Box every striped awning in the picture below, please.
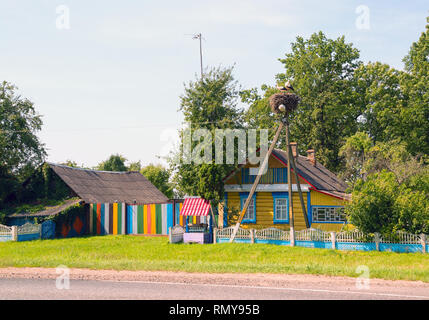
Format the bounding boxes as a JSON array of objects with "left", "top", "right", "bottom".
[{"left": 180, "top": 198, "right": 211, "bottom": 216}]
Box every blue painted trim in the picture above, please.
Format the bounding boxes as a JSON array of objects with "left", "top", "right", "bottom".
[
  {"left": 223, "top": 193, "right": 228, "bottom": 227},
  {"left": 272, "top": 192, "right": 289, "bottom": 224},
  {"left": 167, "top": 203, "right": 173, "bottom": 233},
  {"left": 126, "top": 205, "right": 133, "bottom": 234},
  {"left": 307, "top": 192, "right": 312, "bottom": 225},
  {"left": 100, "top": 204, "right": 105, "bottom": 235},
  {"left": 240, "top": 192, "right": 256, "bottom": 224}
]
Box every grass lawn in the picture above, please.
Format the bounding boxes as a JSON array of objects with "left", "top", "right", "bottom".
[{"left": 0, "top": 235, "right": 428, "bottom": 282}]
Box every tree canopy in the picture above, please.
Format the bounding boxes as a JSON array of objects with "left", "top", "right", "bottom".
[
  {"left": 169, "top": 66, "right": 244, "bottom": 204},
  {"left": 96, "top": 154, "right": 128, "bottom": 172},
  {"left": 140, "top": 164, "right": 173, "bottom": 199},
  {"left": 0, "top": 81, "right": 46, "bottom": 207}
]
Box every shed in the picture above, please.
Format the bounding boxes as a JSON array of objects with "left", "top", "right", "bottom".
[{"left": 6, "top": 163, "right": 177, "bottom": 238}]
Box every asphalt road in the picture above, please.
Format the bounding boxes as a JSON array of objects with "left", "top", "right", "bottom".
[{"left": 1, "top": 278, "right": 428, "bottom": 300}]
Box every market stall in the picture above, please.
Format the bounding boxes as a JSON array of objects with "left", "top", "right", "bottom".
[{"left": 180, "top": 197, "right": 214, "bottom": 244}]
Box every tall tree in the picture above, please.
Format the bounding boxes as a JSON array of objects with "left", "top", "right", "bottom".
[
  {"left": 169, "top": 66, "right": 243, "bottom": 204},
  {"left": 140, "top": 164, "right": 173, "bottom": 199},
  {"left": 0, "top": 81, "right": 46, "bottom": 206},
  {"left": 400, "top": 16, "right": 429, "bottom": 156}
]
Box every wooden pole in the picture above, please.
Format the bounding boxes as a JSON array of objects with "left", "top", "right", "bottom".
[
  {"left": 285, "top": 121, "right": 295, "bottom": 235},
  {"left": 229, "top": 122, "right": 284, "bottom": 242},
  {"left": 288, "top": 129, "right": 310, "bottom": 228}
]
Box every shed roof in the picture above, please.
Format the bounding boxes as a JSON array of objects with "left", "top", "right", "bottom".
[
  {"left": 47, "top": 163, "right": 169, "bottom": 204},
  {"left": 8, "top": 198, "right": 83, "bottom": 218}
]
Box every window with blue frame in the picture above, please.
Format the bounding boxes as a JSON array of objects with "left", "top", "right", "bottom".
[
  {"left": 240, "top": 193, "right": 256, "bottom": 223},
  {"left": 272, "top": 193, "right": 289, "bottom": 223}
]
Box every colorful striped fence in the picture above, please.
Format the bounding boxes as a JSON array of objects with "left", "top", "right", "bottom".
[{"left": 89, "top": 203, "right": 179, "bottom": 236}]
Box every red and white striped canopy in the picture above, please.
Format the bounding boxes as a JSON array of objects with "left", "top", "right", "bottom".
[{"left": 180, "top": 197, "right": 211, "bottom": 216}]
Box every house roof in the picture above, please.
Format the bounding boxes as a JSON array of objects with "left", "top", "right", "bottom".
[
  {"left": 8, "top": 198, "right": 83, "bottom": 218},
  {"left": 47, "top": 163, "right": 169, "bottom": 204},
  {"left": 271, "top": 149, "right": 348, "bottom": 193}
]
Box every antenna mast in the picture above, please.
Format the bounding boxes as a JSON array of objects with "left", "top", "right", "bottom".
[{"left": 192, "top": 33, "right": 203, "bottom": 78}]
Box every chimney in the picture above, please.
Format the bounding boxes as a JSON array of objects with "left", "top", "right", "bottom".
[
  {"left": 290, "top": 142, "right": 298, "bottom": 159},
  {"left": 307, "top": 149, "right": 316, "bottom": 166}
]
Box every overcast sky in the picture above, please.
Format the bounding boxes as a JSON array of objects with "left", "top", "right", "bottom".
[{"left": 1, "top": 1, "right": 427, "bottom": 168}]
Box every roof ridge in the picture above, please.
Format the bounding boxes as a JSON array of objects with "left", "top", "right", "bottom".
[{"left": 47, "top": 162, "right": 141, "bottom": 175}]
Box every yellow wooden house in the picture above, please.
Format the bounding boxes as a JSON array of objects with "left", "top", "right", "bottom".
[{"left": 219, "top": 144, "right": 351, "bottom": 231}]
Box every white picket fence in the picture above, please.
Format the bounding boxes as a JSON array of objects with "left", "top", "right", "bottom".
[
  {"left": 214, "top": 226, "right": 428, "bottom": 253},
  {"left": 0, "top": 223, "right": 41, "bottom": 242},
  {"left": 336, "top": 230, "right": 373, "bottom": 243},
  {"left": 255, "top": 227, "right": 290, "bottom": 241},
  {"left": 0, "top": 224, "right": 12, "bottom": 242},
  {"left": 295, "top": 228, "right": 331, "bottom": 242}
]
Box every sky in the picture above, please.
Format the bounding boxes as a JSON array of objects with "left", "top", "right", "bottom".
[{"left": 1, "top": 1, "right": 428, "bottom": 168}]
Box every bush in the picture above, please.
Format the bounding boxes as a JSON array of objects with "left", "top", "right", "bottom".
[{"left": 347, "top": 170, "right": 429, "bottom": 235}]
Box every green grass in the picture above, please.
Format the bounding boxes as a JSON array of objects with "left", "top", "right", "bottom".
[{"left": 0, "top": 235, "right": 428, "bottom": 282}]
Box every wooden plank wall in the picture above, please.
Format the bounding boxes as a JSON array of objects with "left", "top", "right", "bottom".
[
  {"left": 224, "top": 192, "right": 309, "bottom": 231},
  {"left": 89, "top": 203, "right": 174, "bottom": 236}
]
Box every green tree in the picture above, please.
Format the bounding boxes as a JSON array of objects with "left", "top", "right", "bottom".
[
  {"left": 352, "top": 62, "right": 403, "bottom": 143},
  {"left": 96, "top": 154, "right": 127, "bottom": 172},
  {"left": 140, "top": 164, "right": 173, "bottom": 199},
  {"left": 339, "top": 132, "right": 373, "bottom": 185},
  {"left": 243, "top": 32, "right": 362, "bottom": 171},
  {"left": 169, "top": 66, "right": 243, "bottom": 204},
  {"left": 128, "top": 161, "right": 142, "bottom": 172},
  {"left": 0, "top": 81, "right": 46, "bottom": 206},
  {"left": 400, "top": 16, "right": 429, "bottom": 156}
]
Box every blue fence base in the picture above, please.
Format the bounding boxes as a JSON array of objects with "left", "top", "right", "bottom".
[
  {"left": 336, "top": 242, "right": 376, "bottom": 251},
  {"left": 217, "top": 238, "right": 427, "bottom": 254},
  {"left": 17, "top": 233, "right": 40, "bottom": 242},
  {"left": 379, "top": 243, "right": 422, "bottom": 253}
]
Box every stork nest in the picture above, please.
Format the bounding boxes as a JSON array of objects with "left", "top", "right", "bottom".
[{"left": 269, "top": 93, "right": 300, "bottom": 114}]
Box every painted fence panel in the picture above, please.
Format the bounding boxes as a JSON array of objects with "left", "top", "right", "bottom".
[
  {"left": 90, "top": 203, "right": 174, "bottom": 236},
  {"left": 17, "top": 223, "right": 41, "bottom": 242}
]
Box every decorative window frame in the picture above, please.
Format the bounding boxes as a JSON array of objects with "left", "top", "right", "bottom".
[
  {"left": 311, "top": 205, "right": 347, "bottom": 224},
  {"left": 239, "top": 192, "right": 256, "bottom": 224},
  {"left": 272, "top": 192, "right": 289, "bottom": 224}
]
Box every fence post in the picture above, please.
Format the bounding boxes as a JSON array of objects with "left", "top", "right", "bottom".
[
  {"left": 331, "top": 231, "right": 336, "bottom": 250},
  {"left": 250, "top": 229, "right": 254, "bottom": 244},
  {"left": 421, "top": 234, "right": 426, "bottom": 254},
  {"left": 374, "top": 233, "right": 380, "bottom": 251},
  {"left": 168, "top": 227, "right": 172, "bottom": 243},
  {"left": 39, "top": 224, "right": 42, "bottom": 239},
  {"left": 290, "top": 227, "right": 295, "bottom": 247},
  {"left": 213, "top": 228, "right": 217, "bottom": 244},
  {"left": 11, "top": 226, "right": 18, "bottom": 241}
]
